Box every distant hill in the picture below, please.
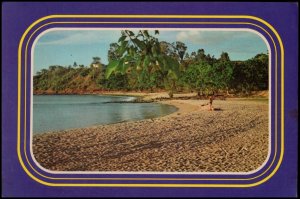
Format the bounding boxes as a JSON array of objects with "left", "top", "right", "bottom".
[
  {"left": 33, "top": 53, "right": 268, "bottom": 95},
  {"left": 33, "top": 65, "right": 105, "bottom": 94}
]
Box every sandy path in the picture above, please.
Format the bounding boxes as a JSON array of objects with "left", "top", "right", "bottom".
[{"left": 32, "top": 99, "right": 269, "bottom": 173}]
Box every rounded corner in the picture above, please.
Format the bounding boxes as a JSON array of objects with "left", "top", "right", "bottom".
[{"left": 18, "top": 14, "right": 284, "bottom": 188}]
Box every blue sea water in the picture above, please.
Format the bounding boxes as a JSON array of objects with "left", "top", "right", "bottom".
[{"left": 33, "top": 95, "right": 177, "bottom": 134}]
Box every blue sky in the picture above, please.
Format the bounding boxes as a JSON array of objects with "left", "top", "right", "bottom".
[{"left": 33, "top": 29, "right": 268, "bottom": 74}]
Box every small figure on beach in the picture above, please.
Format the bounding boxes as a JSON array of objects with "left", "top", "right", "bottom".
[{"left": 209, "top": 94, "right": 215, "bottom": 111}]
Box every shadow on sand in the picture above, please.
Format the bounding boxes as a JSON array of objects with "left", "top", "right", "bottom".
[{"left": 213, "top": 108, "right": 222, "bottom": 111}]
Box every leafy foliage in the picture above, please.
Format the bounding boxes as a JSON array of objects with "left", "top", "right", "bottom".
[
  {"left": 105, "top": 30, "right": 180, "bottom": 81},
  {"left": 34, "top": 30, "right": 269, "bottom": 96}
]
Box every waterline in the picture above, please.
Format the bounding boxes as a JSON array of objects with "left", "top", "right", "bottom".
[{"left": 33, "top": 95, "right": 177, "bottom": 134}]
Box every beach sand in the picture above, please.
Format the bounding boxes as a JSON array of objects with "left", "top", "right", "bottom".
[{"left": 32, "top": 95, "right": 269, "bottom": 173}]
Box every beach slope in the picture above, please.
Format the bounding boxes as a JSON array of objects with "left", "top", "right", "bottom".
[{"left": 33, "top": 99, "right": 269, "bottom": 172}]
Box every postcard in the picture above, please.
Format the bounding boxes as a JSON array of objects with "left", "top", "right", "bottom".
[{"left": 2, "top": 2, "right": 298, "bottom": 197}]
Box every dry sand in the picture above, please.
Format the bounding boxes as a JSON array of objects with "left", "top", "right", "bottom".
[{"left": 33, "top": 95, "right": 269, "bottom": 173}]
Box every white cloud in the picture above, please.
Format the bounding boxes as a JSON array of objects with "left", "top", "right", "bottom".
[
  {"left": 176, "top": 30, "right": 251, "bottom": 44},
  {"left": 37, "top": 30, "right": 121, "bottom": 46}
]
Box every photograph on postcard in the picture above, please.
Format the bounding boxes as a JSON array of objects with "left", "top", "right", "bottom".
[{"left": 31, "top": 28, "right": 270, "bottom": 174}]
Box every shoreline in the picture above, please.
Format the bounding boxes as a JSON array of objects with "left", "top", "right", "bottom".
[
  {"left": 33, "top": 99, "right": 196, "bottom": 135},
  {"left": 33, "top": 96, "right": 269, "bottom": 172},
  {"left": 33, "top": 90, "right": 269, "bottom": 99},
  {"left": 33, "top": 91, "right": 269, "bottom": 106}
]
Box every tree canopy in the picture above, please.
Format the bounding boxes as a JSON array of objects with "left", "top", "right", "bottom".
[{"left": 34, "top": 30, "right": 269, "bottom": 95}]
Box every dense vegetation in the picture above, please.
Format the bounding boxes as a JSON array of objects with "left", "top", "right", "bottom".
[{"left": 34, "top": 30, "right": 268, "bottom": 96}]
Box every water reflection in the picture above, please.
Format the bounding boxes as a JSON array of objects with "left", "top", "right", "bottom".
[{"left": 33, "top": 95, "right": 177, "bottom": 134}]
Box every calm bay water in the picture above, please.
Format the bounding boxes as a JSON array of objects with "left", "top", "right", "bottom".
[{"left": 33, "top": 95, "right": 177, "bottom": 134}]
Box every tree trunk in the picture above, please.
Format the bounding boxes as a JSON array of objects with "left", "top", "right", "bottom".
[{"left": 197, "top": 91, "right": 201, "bottom": 97}]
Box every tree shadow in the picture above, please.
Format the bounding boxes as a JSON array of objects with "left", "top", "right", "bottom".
[{"left": 213, "top": 108, "right": 222, "bottom": 111}]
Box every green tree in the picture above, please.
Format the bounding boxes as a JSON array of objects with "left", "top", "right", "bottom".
[
  {"left": 197, "top": 49, "right": 206, "bottom": 62},
  {"left": 230, "top": 53, "right": 268, "bottom": 93},
  {"left": 73, "top": 62, "right": 78, "bottom": 67},
  {"left": 105, "top": 30, "right": 180, "bottom": 97},
  {"left": 101, "top": 73, "right": 129, "bottom": 90},
  {"left": 191, "top": 51, "right": 197, "bottom": 59},
  {"left": 49, "top": 65, "right": 57, "bottom": 71},
  {"left": 108, "top": 43, "right": 121, "bottom": 62},
  {"left": 160, "top": 41, "right": 178, "bottom": 60},
  {"left": 219, "top": 52, "right": 230, "bottom": 62},
  {"left": 173, "top": 41, "right": 187, "bottom": 62},
  {"left": 181, "top": 62, "right": 214, "bottom": 96},
  {"left": 92, "top": 57, "right": 101, "bottom": 63},
  {"left": 212, "top": 61, "right": 233, "bottom": 93}
]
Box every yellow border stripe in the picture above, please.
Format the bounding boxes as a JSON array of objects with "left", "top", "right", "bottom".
[
  {"left": 18, "top": 15, "right": 284, "bottom": 187},
  {"left": 24, "top": 21, "right": 276, "bottom": 182}
]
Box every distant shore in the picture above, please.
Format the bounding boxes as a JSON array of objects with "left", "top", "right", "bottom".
[
  {"left": 33, "top": 90, "right": 268, "bottom": 101},
  {"left": 32, "top": 92, "right": 269, "bottom": 172}
]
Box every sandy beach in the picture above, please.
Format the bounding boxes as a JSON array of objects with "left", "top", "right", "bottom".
[{"left": 32, "top": 93, "right": 269, "bottom": 172}]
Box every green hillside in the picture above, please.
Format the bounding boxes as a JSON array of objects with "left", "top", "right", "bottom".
[{"left": 34, "top": 30, "right": 268, "bottom": 96}]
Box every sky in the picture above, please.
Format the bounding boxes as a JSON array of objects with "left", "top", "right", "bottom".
[{"left": 33, "top": 29, "right": 268, "bottom": 74}]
